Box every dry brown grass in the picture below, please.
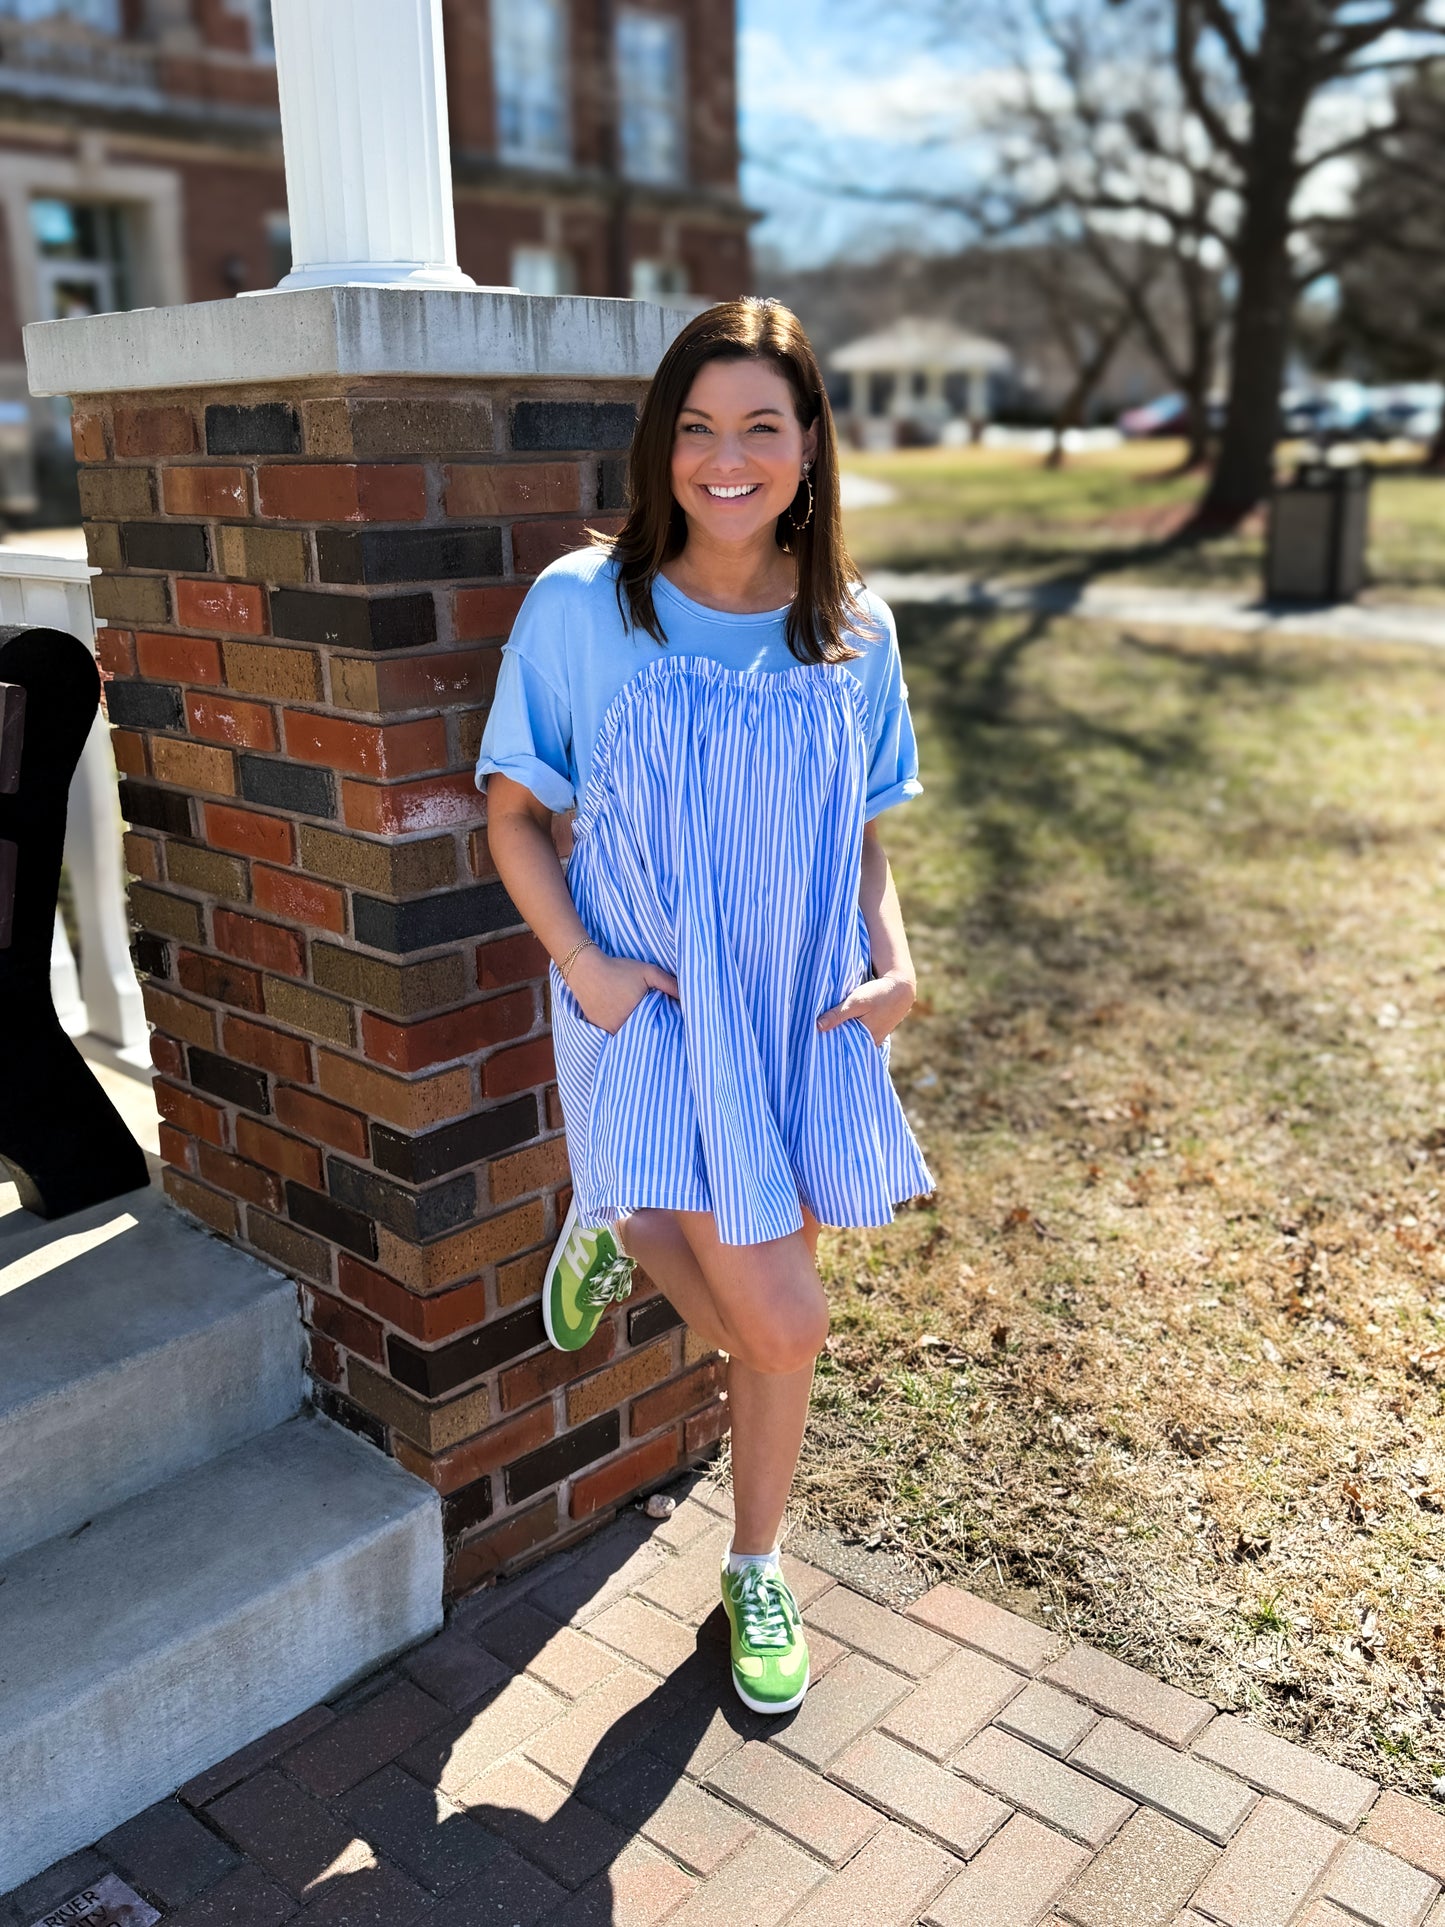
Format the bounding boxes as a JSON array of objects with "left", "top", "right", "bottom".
[{"left": 720, "top": 605, "right": 1445, "bottom": 1796}]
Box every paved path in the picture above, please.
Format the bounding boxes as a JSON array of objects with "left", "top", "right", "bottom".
[
  {"left": 865, "top": 570, "right": 1445, "bottom": 651},
  {"left": 9, "top": 1466, "right": 1445, "bottom": 1927}
]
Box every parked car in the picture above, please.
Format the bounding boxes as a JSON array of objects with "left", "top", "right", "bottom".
[
  {"left": 1118, "top": 392, "right": 1225, "bottom": 439},
  {"left": 1280, "top": 381, "right": 1443, "bottom": 447}
]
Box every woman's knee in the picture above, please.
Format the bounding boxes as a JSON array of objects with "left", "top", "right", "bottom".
[{"left": 727, "top": 1281, "right": 829, "bottom": 1374}]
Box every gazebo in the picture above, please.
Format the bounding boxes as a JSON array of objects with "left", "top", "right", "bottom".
[{"left": 828, "top": 316, "right": 1012, "bottom": 447}]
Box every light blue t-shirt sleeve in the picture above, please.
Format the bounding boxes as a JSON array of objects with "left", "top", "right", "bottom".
[
  {"left": 862, "top": 595, "right": 924, "bottom": 820},
  {"left": 474, "top": 578, "right": 576, "bottom": 813}
]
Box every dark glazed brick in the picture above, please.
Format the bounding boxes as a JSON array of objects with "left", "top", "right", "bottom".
[
  {"left": 239, "top": 755, "right": 337, "bottom": 818},
  {"left": 285, "top": 1180, "right": 378, "bottom": 1258},
  {"left": 338, "top": 1762, "right": 505, "bottom": 1895},
  {"left": 353, "top": 882, "right": 517, "bottom": 955},
  {"left": 99, "top": 1796, "right": 241, "bottom": 1908},
  {"left": 205, "top": 1767, "right": 365, "bottom": 1902},
  {"left": 387, "top": 1303, "right": 547, "bottom": 1399},
  {"left": 270, "top": 588, "right": 437, "bottom": 651},
  {"left": 326, "top": 1157, "right": 477, "bottom": 1242},
  {"left": 188, "top": 1046, "right": 272, "bottom": 1115},
  {"left": 598, "top": 458, "right": 628, "bottom": 511},
  {"left": 315, "top": 526, "right": 503, "bottom": 586},
  {"left": 510, "top": 400, "right": 638, "bottom": 451},
  {"left": 107, "top": 679, "right": 184, "bottom": 730},
  {"left": 504, "top": 1412, "right": 620, "bottom": 1503},
  {"left": 122, "top": 519, "right": 211, "bottom": 572},
  {"left": 131, "top": 933, "right": 172, "bottom": 979},
  {"left": 153, "top": 1863, "right": 296, "bottom": 1925},
  {"left": 628, "top": 1294, "right": 685, "bottom": 1346},
  {"left": 370, "top": 1095, "right": 539, "bottom": 1183},
  {"left": 207, "top": 401, "right": 302, "bottom": 456},
  {"left": 311, "top": 1382, "right": 388, "bottom": 1450},
  {"left": 119, "top": 777, "right": 194, "bottom": 838},
  {"left": 442, "top": 1473, "right": 494, "bottom": 1538}
]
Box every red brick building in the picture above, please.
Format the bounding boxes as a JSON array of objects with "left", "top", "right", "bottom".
[{"left": 0, "top": 0, "right": 753, "bottom": 512}]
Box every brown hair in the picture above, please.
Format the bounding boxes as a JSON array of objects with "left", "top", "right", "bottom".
[{"left": 592, "top": 296, "right": 880, "bottom": 664}]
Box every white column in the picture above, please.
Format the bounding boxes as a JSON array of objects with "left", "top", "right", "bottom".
[
  {"left": 967, "top": 369, "right": 988, "bottom": 421},
  {"left": 268, "top": 0, "right": 482, "bottom": 292}
]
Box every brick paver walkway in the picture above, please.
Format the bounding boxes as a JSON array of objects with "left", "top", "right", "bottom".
[{"left": 9, "top": 1465, "right": 1445, "bottom": 1927}]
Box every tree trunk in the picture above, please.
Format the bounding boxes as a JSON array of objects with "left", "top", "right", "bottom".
[
  {"left": 1428, "top": 409, "right": 1445, "bottom": 472},
  {"left": 1197, "top": 9, "right": 1312, "bottom": 528},
  {"left": 1045, "top": 313, "right": 1131, "bottom": 470},
  {"left": 1184, "top": 401, "right": 1211, "bottom": 472}
]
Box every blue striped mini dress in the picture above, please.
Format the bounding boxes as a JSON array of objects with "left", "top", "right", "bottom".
[{"left": 543, "top": 646, "right": 935, "bottom": 1248}]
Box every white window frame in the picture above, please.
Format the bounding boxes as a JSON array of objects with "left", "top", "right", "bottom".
[
  {"left": 492, "top": 0, "right": 570, "bottom": 170},
  {"left": 510, "top": 244, "right": 577, "bottom": 298},
  {"left": 229, "top": 0, "right": 274, "bottom": 60},
  {"left": 615, "top": 7, "right": 685, "bottom": 186},
  {"left": 629, "top": 257, "right": 687, "bottom": 300}
]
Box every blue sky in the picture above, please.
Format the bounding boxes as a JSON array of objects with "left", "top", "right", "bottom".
[
  {"left": 735, "top": 2, "right": 1405, "bottom": 276},
  {"left": 737, "top": 0, "right": 983, "bottom": 271}
]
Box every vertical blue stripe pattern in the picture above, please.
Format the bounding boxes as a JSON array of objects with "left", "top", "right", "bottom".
[{"left": 549, "top": 652, "right": 935, "bottom": 1247}]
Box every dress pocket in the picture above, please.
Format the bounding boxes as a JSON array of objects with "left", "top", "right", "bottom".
[{"left": 551, "top": 959, "right": 654, "bottom": 1039}]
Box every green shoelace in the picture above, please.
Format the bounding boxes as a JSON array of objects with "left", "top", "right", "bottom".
[
  {"left": 735, "top": 1563, "right": 795, "bottom": 1650},
  {"left": 580, "top": 1248, "right": 636, "bottom": 1307}
]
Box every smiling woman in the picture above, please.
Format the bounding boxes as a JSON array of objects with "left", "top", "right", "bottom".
[{"left": 474, "top": 296, "right": 932, "bottom": 1718}]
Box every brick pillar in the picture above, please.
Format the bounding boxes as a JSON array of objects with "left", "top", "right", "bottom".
[{"left": 35, "top": 290, "right": 727, "bottom": 1597}]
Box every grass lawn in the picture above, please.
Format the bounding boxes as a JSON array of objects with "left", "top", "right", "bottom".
[
  {"left": 842, "top": 440, "right": 1445, "bottom": 602},
  {"left": 733, "top": 600, "right": 1445, "bottom": 1797}
]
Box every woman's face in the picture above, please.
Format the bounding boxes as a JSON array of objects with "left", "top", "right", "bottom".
[{"left": 671, "top": 355, "right": 819, "bottom": 546}]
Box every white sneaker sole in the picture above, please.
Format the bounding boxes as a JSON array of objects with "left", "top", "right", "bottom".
[
  {"left": 542, "top": 1199, "right": 587, "bottom": 1351},
  {"left": 731, "top": 1666, "right": 810, "bottom": 1715}
]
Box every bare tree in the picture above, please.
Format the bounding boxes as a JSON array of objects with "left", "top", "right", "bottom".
[
  {"left": 1168, "top": 0, "right": 1445, "bottom": 521},
  {"left": 987, "top": 0, "right": 1232, "bottom": 473},
  {"left": 789, "top": 0, "right": 1445, "bottom": 523},
  {"left": 1323, "top": 69, "right": 1445, "bottom": 467},
  {"left": 765, "top": 0, "right": 1228, "bottom": 470},
  {"left": 1015, "top": 240, "right": 1165, "bottom": 466}
]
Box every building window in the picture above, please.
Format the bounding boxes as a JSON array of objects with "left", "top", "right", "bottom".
[
  {"left": 230, "top": 0, "right": 274, "bottom": 59},
  {"left": 510, "top": 245, "right": 576, "bottom": 297},
  {"left": 616, "top": 8, "right": 684, "bottom": 185},
  {"left": 492, "top": 0, "right": 569, "bottom": 169},
  {"left": 30, "top": 197, "right": 132, "bottom": 318},
  {"left": 630, "top": 258, "right": 687, "bottom": 300},
  {"left": 0, "top": 0, "right": 121, "bottom": 27}
]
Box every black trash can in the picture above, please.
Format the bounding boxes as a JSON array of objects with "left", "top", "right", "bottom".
[{"left": 1265, "top": 459, "right": 1371, "bottom": 602}]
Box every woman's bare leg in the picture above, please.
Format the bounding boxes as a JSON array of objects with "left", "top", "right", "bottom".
[
  {"left": 614, "top": 1202, "right": 830, "bottom": 1559},
  {"left": 610, "top": 1209, "right": 732, "bottom": 1353},
  {"left": 674, "top": 1204, "right": 827, "bottom": 1559}
]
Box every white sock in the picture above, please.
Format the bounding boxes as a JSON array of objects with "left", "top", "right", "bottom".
[{"left": 727, "top": 1541, "right": 781, "bottom": 1573}]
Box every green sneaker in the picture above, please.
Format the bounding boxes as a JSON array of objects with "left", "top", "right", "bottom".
[
  {"left": 542, "top": 1199, "right": 636, "bottom": 1351},
  {"left": 720, "top": 1556, "right": 810, "bottom": 1714}
]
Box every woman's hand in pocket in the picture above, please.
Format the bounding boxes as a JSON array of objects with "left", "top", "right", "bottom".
[
  {"left": 816, "top": 969, "right": 915, "bottom": 1046},
  {"left": 568, "top": 947, "right": 679, "bottom": 1034}
]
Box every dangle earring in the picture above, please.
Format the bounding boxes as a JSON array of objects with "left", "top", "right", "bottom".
[{"left": 789, "top": 459, "right": 814, "bottom": 533}]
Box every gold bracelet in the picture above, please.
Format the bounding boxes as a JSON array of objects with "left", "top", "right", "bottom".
[{"left": 559, "top": 935, "right": 596, "bottom": 984}]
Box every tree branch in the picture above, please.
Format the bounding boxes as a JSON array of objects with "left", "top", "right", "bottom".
[{"left": 1173, "top": 0, "right": 1250, "bottom": 165}]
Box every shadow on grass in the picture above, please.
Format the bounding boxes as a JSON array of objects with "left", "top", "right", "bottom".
[
  {"left": 890, "top": 592, "right": 1445, "bottom": 1063},
  {"left": 858, "top": 505, "right": 1255, "bottom": 594}
]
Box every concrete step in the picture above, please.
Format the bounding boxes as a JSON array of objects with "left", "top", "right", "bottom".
[
  {"left": 0, "top": 1409, "right": 443, "bottom": 1893},
  {"left": 0, "top": 1182, "right": 303, "bottom": 1562}
]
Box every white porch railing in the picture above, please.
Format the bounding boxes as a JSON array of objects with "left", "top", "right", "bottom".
[{"left": 0, "top": 548, "right": 146, "bottom": 1054}]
